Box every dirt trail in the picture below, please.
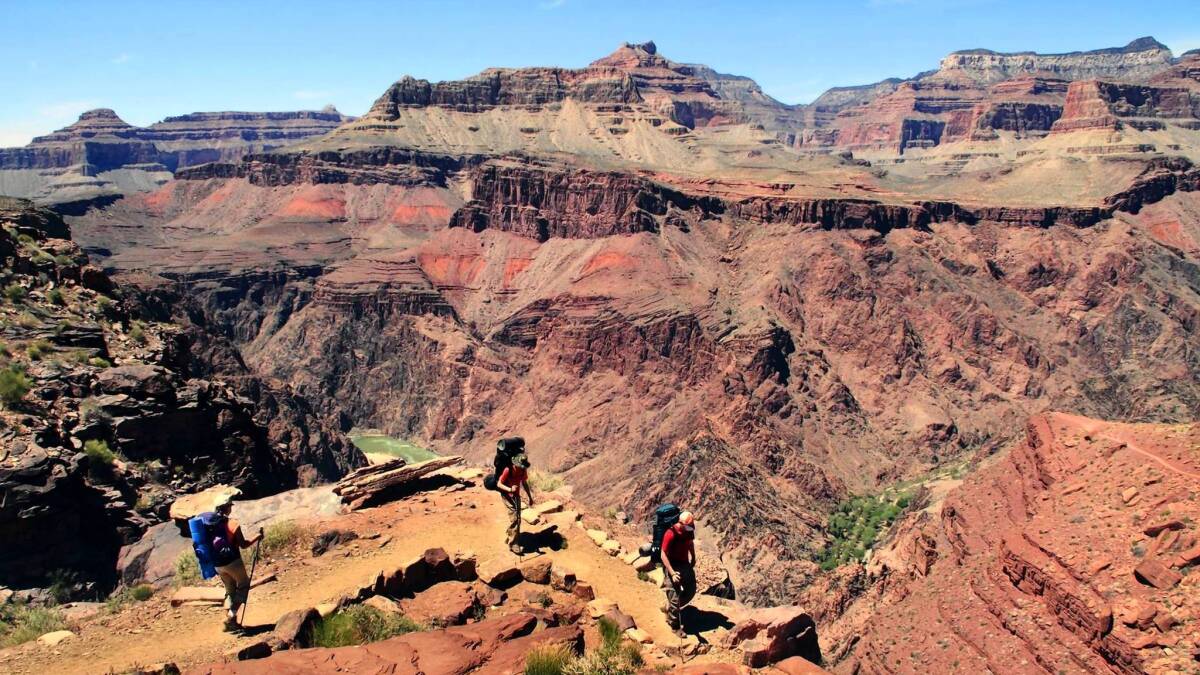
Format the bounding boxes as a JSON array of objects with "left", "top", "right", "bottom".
[{"left": 1, "top": 479, "right": 696, "bottom": 675}]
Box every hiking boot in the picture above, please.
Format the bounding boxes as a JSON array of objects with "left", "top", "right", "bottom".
[
  {"left": 673, "top": 626, "right": 687, "bottom": 639},
  {"left": 509, "top": 544, "right": 524, "bottom": 555}
]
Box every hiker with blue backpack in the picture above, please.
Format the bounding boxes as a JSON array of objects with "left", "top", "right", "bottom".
[{"left": 188, "top": 494, "right": 263, "bottom": 631}]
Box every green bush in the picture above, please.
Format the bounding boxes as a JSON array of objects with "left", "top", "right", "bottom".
[
  {"left": 561, "top": 617, "right": 641, "bottom": 675},
  {"left": 129, "top": 321, "right": 146, "bottom": 345},
  {"left": 309, "top": 605, "right": 422, "bottom": 648},
  {"left": 3, "top": 284, "right": 25, "bottom": 302},
  {"left": 0, "top": 604, "right": 66, "bottom": 647},
  {"left": 0, "top": 367, "right": 31, "bottom": 406},
  {"left": 47, "top": 288, "right": 65, "bottom": 305},
  {"left": 815, "top": 491, "right": 914, "bottom": 571},
  {"left": 84, "top": 439, "right": 117, "bottom": 464},
  {"left": 25, "top": 339, "right": 52, "bottom": 361},
  {"left": 173, "top": 551, "right": 201, "bottom": 586},
  {"left": 89, "top": 357, "right": 112, "bottom": 368},
  {"left": 525, "top": 645, "right": 573, "bottom": 675}
]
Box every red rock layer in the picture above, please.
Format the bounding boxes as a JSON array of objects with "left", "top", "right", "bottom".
[{"left": 840, "top": 413, "right": 1200, "bottom": 674}]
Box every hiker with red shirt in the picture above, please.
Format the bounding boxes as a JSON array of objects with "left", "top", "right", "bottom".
[
  {"left": 661, "top": 510, "right": 697, "bottom": 636},
  {"left": 497, "top": 453, "right": 535, "bottom": 554}
]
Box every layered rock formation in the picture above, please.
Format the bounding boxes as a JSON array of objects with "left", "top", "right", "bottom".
[
  {"left": 0, "top": 107, "right": 350, "bottom": 208},
  {"left": 824, "top": 413, "right": 1200, "bottom": 674},
  {"left": 0, "top": 198, "right": 359, "bottom": 594}
]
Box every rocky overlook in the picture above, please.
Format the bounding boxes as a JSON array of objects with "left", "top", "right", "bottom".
[{"left": 3, "top": 34, "right": 1200, "bottom": 675}]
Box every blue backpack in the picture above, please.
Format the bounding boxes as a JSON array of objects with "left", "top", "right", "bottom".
[{"left": 189, "top": 511, "right": 237, "bottom": 579}]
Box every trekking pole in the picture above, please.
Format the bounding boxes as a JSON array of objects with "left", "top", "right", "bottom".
[{"left": 239, "top": 537, "right": 262, "bottom": 626}]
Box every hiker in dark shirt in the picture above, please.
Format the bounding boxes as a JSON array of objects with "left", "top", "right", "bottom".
[
  {"left": 497, "top": 453, "right": 534, "bottom": 554},
  {"left": 661, "top": 510, "right": 697, "bottom": 637}
]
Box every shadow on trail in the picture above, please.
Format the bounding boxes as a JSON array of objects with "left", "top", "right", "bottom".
[
  {"left": 681, "top": 605, "right": 734, "bottom": 641},
  {"left": 517, "top": 526, "right": 564, "bottom": 553}
]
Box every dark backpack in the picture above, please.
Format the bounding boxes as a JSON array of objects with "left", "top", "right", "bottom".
[
  {"left": 483, "top": 437, "right": 525, "bottom": 491},
  {"left": 650, "top": 503, "right": 681, "bottom": 563}
]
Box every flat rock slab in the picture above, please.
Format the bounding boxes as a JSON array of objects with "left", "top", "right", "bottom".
[
  {"left": 170, "top": 574, "right": 277, "bottom": 606},
  {"left": 37, "top": 630, "right": 75, "bottom": 647},
  {"left": 1134, "top": 560, "right": 1183, "bottom": 589},
  {"left": 398, "top": 581, "right": 479, "bottom": 626}
]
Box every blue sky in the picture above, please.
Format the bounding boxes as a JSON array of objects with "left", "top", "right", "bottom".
[{"left": 2, "top": 0, "right": 1198, "bottom": 146}]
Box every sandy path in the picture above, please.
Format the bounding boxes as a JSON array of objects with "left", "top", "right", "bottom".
[{"left": 1, "top": 484, "right": 686, "bottom": 675}]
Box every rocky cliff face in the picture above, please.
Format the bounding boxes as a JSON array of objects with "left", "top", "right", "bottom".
[
  {"left": 0, "top": 198, "right": 360, "bottom": 595},
  {"left": 938, "top": 37, "right": 1175, "bottom": 84},
  {"left": 0, "top": 107, "right": 351, "bottom": 208},
  {"left": 823, "top": 413, "right": 1200, "bottom": 674}
]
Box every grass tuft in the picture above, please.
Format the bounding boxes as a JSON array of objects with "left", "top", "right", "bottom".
[
  {"left": 525, "top": 645, "right": 573, "bottom": 675},
  {"left": 0, "top": 604, "right": 66, "bottom": 647},
  {"left": 262, "top": 520, "right": 311, "bottom": 558},
  {"left": 309, "top": 605, "right": 422, "bottom": 648},
  {"left": 0, "top": 366, "right": 31, "bottom": 406},
  {"left": 173, "top": 551, "right": 201, "bottom": 587}
]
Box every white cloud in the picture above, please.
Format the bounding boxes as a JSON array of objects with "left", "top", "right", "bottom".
[
  {"left": 0, "top": 100, "right": 100, "bottom": 148},
  {"left": 293, "top": 89, "right": 333, "bottom": 101},
  {"left": 111, "top": 53, "right": 132, "bottom": 65}
]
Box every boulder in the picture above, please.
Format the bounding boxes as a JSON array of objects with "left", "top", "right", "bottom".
[
  {"left": 520, "top": 557, "right": 553, "bottom": 584},
  {"left": 587, "top": 598, "right": 618, "bottom": 619},
  {"left": 191, "top": 612, "right": 550, "bottom": 674},
  {"left": 311, "top": 529, "right": 358, "bottom": 556},
  {"left": 168, "top": 485, "right": 242, "bottom": 524},
  {"left": 770, "top": 656, "right": 829, "bottom": 674},
  {"left": 96, "top": 364, "right": 178, "bottom": 398},
  {"left": 551, "top": 566, "right": 577, "bottom": 592},
  {"left": 398, "top": 581, "right": 479, "bottom": 626},
  {"left": 452, "top": 550, "right": 477, "bottom": 581},
  {"left": 422, "top": 547, "right": 456, "bottom": 584},
  {"left": 37, "top": 630, "right": 75, "bottom": 647},
  {"left": 478, "top": 557, "right": 523, "bottom": 588},
  {"left": 604, "top": 607, "right": 637, "bottom": 632},
  {"left": 224, "top": 640, "right": 271, "bottom": 661},
  {"left": 634, "top": 556, "right": 656, "bottom": 573},
  {"left": 1143, "top": 520, "right": 1184, "bottom": 537},
  {"left": 530, "top": 500, "right": 564, "bottom": 516},
  {"left": 722, "top": 605, "right": 821, "bottom": 667},
  {"left": 572, "top": 582, "right": 596, "bottom": 601},
  {"left": 587, "top": 529, "right": 609, "bottom": 546},
  {"left": 1134, "top": 560, "right": 1183, "bottom": 589},
  {"left": 363, "top": 595, "right": 403, "bottom": 614},
  {"left": 333, "top": 456, "right": 463, "bottom": 509},
  {"left": 625, "top": 627, "right": 653, "bottom": 643},
  {"left": 602, "top": 540, "right": 621, "bottom": 556},
  {"left": 271, "top": 607, "right": 319, "bottom": 649},
  {"left": 474, "top": 583, "right": 507, "bottom": 607},
  {"left": 521, "top": 511, "right": 542, "bottom": 525}
]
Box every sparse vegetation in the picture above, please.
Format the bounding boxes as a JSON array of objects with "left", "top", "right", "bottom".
[
  {"left": 129, "top": 321, "right": 146, "bottom": 345},
  {"left": 262, "top": 520, "right": 311, "bottom": 558},
  {"left": 89, "top": 356, "right": 113, "bottom": 368},
  {"left": 173, "top": 551, "right": 201, "bottom": 586},
  {"left": 816, "top": 491, "right": 914, "bottom": 571},
  {"left": 47, "top": 288, "right": 65, "bottom": 305},
  {"left": 0, "top": 603, "right": 67, "bottom": 647},
  {"left": 84, "top": 439, "right": 117, "bottom": 464},
  {"left": 26, "top": 339, "right": 52, "bottom": 360},
  {"left": 524, "top": 617, "right": 641, "bottom": 675},
  {"left": 309, "top": 605, "right": 422, "bottom": 648},
  {"left": 529, "top": 470, "right": 564, "bottom": 492},
  {"left": 0, "top": 366, "right": 32, "bottom": 406},
  {"left": 3, "top": 283, "right": 26, "bottom": 302},
  {"left": 106, "top": 584, "right": 154, "bottom": 613}
]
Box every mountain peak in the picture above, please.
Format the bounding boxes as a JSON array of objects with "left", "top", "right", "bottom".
[{"left": 591, "top": 40, "right": 668, "bottom": 69}]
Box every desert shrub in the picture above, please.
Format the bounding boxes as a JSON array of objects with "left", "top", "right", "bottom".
[
  {"left": 89, "top": 357, "right": 112, "bottom": 368},
  {"left": 105, "top": 584, "right": 154, "bottom": 613},
  {"left": 84, "top": 439, "right": 116, "bottom": 464},
  {"left": 529, "top": 470, "right": 564, "bottom": 492},
  {"left": 560, "top": 617, "right": 641, "bottom": 675},
  {"left": 0, "top": 604, "right": 66, "bottom": 647},
  {"left": 0, "top": 367, "right": 31, "bottom": 406},
  {"left": 25, "top": 339, "right": 52, "bottom": 360},
  {"left": 173, "top": 551, "right": 201, "bottom": 586},
  {"left": 309, "top": 605, "right": 422, "bottom": 648},
  {"left": 54, "top": 255, "right": 74, "bottom": 267},
  {"left": 525, "top": 645, "right": 573, "bottom": 675},
  {"left": 47, "top": 288, "right": 65, "bottom": 305},
  {"left": 129, "top": 321, "right": 146, "bottom": 344},
  {"left": 47, "top": 568, "right": 80, "bottom": 604},
  {"left": 3, "top": 284, "right": 25, "bottom": 302},
  {"left": 262, "top": 520, "right": 310, "bottom": 558},
  {"left": 15, "top": 312, "right": 39, "bottom": 328}
]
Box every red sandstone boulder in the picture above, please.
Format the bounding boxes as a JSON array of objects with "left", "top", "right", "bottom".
[
  {"left": 398, "top": 581, "right": 480, "bottom": 626},
  {"left": 721, "top": 606, "right": 820, "bottom": 666},
  {"left": 271, "top": 607, "right": 319, "bottom": 649},
  {"left": 1134, "top": 560, "right": 1183, "bottom": 589},
  {"left": 192, "top": 612, "right": 547, "bottom": 674}
]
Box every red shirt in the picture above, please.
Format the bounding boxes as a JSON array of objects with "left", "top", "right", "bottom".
[
  {"left": 499, "top": 466, "right": 527, "bottom": 489},
  {"left": 661, "top": 525, "right": 694, "bottom": 565}
]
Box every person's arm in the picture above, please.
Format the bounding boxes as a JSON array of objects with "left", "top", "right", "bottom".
[
  {"left": 497, "top": 467, "right": 516, "bottom": 494},
  {"left": 522, "top": 478, "right": 534, "bottom": 504},
  {"left": 661, "top": 529, "right": 678, "bottom": 581},
  {"left": 688, "top": 537, "right": 696, "bottom": 566}
]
